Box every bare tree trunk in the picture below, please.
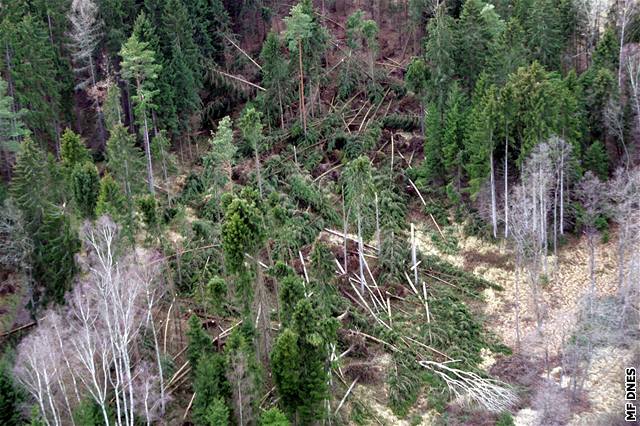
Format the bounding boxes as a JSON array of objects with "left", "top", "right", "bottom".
[
  {"left": 298, "top": 39, "right": 307, "bottom": 135},
  {"left": 504, "top": 125, "right": 509, "bottom": 238},
  {"left": 490, "top": 146, "right": 497, "bottom": 238},
  {"left": 142, "top": 111, "right": 155, "bottom": 194},
  {"left": 358, "top": 213, "right": 365, "bottom": 293}
]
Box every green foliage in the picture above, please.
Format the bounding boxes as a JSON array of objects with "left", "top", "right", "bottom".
[
  {"left": 10, "top": 137, "right": 50, "bottom": 225},
  {"left": 288, "top": 173, "right": 340, "bottom": 225},
  {"left": 205, "top": 397, "right": 230, "bottom": 426},
  {"left": 0, "top": 359, "right": 22, "bottom": 425},
  {"left": 222, "top": 196, "right": 264, "bottom": 274},
  {"left": 33, "top": 206, "right": 80, "bottom": 305},
  {"left": 382, "top": 114, "right": 420, "bottom": 131},
  {"left": 260, "top": 32, "right": 291, "bottom": 126},
  {"left": 422, "top": 103, "right": 445, "bottom": 182},
  {"left": 260, "top": 407, "right": 290, "bottom": 426},
  {"left": 206, "top": 276, "right": 227, "bottom": 314},
  {"left": 496, "top": 411, "right": 515, "bottom": 426},
  {"left": 271, "top": 328, "right": 301, "bottom": 417},
  {"left": 60, "top": 129, "right": 91, "bottom": 182},
  {"left": 193, "top": 353, "right": 230, "bottom": 425},
  {"left": 137, "top": 194, "right": 158, "bottom": 234},
  {"left": 279, "top": 275, "right": 305, "bottom": 325},
  {"left": 106, "top": 124, "right": 146, "bottom": 197},
  {"left": 71, "top": 162, "right": 100, "bottom": 218},
  {"left": 456, "top": 0, "right": 497, "bottom": 89},
  {"left": 103, "top": 83, "right": 123, "bottom": 130},
  {"left": 388, "top": 354, "right": 422, "bottom": 417},
  {"left": 151, "top": 130, "right": 177, "bottom": 182},
  {"left": 73, "top": 399, "right": 104, "bottom": 426},
  {"left": 95, "top": 174, "right": 127, "bottom": 221},
  {"left": 424, "top": 10, "right": 456, "bottom": 110},
  {"left": 441, "top": 83, "right": 468, "bottom": 183},
  {"left": 583, "top": 141, "right": 609, "bottom": 180},
  {"left": 187, "top": 314, "right": 212, "bottom": 369},
  {"left": 0, "top": 76, "right": 28, "bottom": 163}
]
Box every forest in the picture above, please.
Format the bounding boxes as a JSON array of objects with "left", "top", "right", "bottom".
[{"left": 0, "top": 0, "right": 639, "bottom": 425}]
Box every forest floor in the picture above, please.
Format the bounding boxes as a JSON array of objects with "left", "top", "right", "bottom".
[{"left": 411, "top": 224, "right": 636, "bottom": 425}]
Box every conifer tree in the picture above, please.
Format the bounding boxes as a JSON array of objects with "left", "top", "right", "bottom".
[
  {"left": 238, "top": 107, "right": 265, "bottom": 198},
  {"left": 222, "top": 195, "right": 264, "bottom": 275},
  {"left": 203, "top": 116, "right": 235, "bottom": 215},
  {"left": 33, "top": 205, "right": 80, "bottom": 305},
  {"left": 423, "top": 102, "right": 445, "bottom": 182},
  {"left": 187, "top": 314, "right": 212, "bottom": 370},
  {"left": 205, "top": 398, "right": 230, "bottom": 426},
  {"left": 193, "top": 353, "right": 229, "bottom": 425},
  {"left": 95, "top": 174, "right": 127, "bottom": 221},
  {"left": 10, "top": 137, "right": 48, "bottom": 226},
  {"left": 442, "top": 83, "right": 468, "bottom": 192},
  {"left": 71, "top": 162, "right": 100, "bottom": 218},
  {"left": 103, "top": 81, "right": 123, "bottom": 130},
  {"left": 284, "top": 3, "right": 313, "bottom": 134},
  {"left": 120, "top": 33, "right": 161, "bottom": 194},
  {"left": 0, "top": 76, "right": 28, "bottom": 179},
  {"left": 584, "top": 141, "right": 609, "bottom": 180},
  {"left": 260, "top": 32, "right": 290, "bottom": 129},
  {"left": 405, "top": 58, "right": 430, "bottom": 135},
  {"left": 151, "top": 130, "right": 176, "bottom": 185},
  {"left": 260, "top": 408, "right": 290, "bottom": 426},
  {"left": 60, "top": 128, "right": 91, "bottom": 183},
  {"left": 424, "top": 8, "right": 456, "bottom": 111},
  {"left": 99, "top": 0, "right": 137, "bottom": 54},
  {"left": 1, "top": 15, "right": 63, "bottom": 145},
  {"left": 457, "top": 0, "right": 496, "bottom": 90},
  {"left": 0, "top": 359, "right": 23, "bottom": 426}
]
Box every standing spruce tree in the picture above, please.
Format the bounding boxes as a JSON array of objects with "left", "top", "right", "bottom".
[
  {"left": 60, "top": 128, "right": 91, "bottom": 184},
  {"left": 95, "top": 174, "right": 127, "bottom": 221},
  {"left": 10, "top": 137, "right": 49, "bottom": 226},
  {"left": 424, "top": 7, "right": 456, "bottom": 112},
  {"left": 0, "top": 76, "right": 28, "bottom": 179},
  {"left": 0, "top": 359, "right": 23, "bottom": 426},
  {"left": 271, "top": 298, "right": 336, "bottom": 423},
  {"left": 1, "top": 15, "right": 63, "bottom": 147},
  {"left": 99, "top": 0, "right": 137, "bottom": 54},
  {"left": 193, "top": 353, "right": 230, "bottom": 425},
  {"left": 105, "top": 124, "right": 145, "bottom": 241},
  {"left": 284, "top": 3, "right": 313, "bottom": 134},
  {"left": 405, "top": 58, "right": 430, "bottom": 135},
  {"left": 260, "top": 32, "right": 290, "bottom": 129},
  {"left": 120, "top": 33, "right": 161, "bottom": 194},
  {"left": 465, "top": 77, "right": 501, "bottom": 237},
  {"left": 457, "top": 0, "right": 496, "bottom": 90},
  {"left": 71, "top": 161, "right": 100, "bottom": 218},
  {"left": 161, "top": 0, "right": 202, "bottom": 136},
  {"left": 238, "top": 107, "right": 264, "bottom": 198},
  {"left": 222, "top": 195, "right": 264, "bottom": 276},
  {"left": 343, "top": 156, "right": 374, "bottom": 292},
  {"left": 151, "top": 130, "right": 176, "bottom": 186},
  {"left": 203, "top": 116, "right": 235, "bottom": 217},
  {"left": 441, "top": 83, "right": 468, "bottom": 193},
  {"left": 33, "top": 205, "right": 80, "bottom": 305}
]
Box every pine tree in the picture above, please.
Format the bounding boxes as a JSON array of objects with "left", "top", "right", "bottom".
[
  {"left": 71, "top": 161, "right": 100, "bottom": 218},
  {"left": 120, "top": 33, "right": 161, "bottom": 194},
  {"left": 60, "top": 128, "right": 91, "bottom": 183}
]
